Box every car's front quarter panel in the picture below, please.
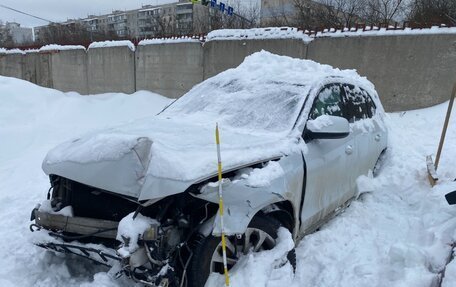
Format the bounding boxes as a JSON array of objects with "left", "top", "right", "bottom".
[{"left": 192, "top": 152, "right": 304, "bottom": 238}]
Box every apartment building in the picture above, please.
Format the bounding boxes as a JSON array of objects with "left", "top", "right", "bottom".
[
  {"left": 34, "top": 0, "right": 211, "bottom": 42},
  {"left": 1, "top": 22, "right": 33, "bottom": 44}
]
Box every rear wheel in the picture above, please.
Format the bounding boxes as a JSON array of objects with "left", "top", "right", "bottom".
[
  {"left": 187, "top": 214, "right": 285, "bottom": 287},
  {"left": 373, "top": 148, "right": 388, "bottom": 177}
]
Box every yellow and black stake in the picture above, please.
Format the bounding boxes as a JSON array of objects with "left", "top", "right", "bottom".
[{"left": 215, "top": 123, "right": 230, "bottom": 287}]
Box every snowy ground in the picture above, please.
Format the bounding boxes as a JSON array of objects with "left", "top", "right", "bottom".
[{"left": 0, "top": 76, "right": 455, "bottom": 287}]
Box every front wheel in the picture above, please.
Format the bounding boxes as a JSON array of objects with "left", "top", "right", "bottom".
[{"left": 187, "top": 214, "right": 285, "bottom": 287}]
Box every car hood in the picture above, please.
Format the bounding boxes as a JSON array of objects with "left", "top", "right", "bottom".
[{"left": 42, "top": 116, "right": 299, "bottom": 201}]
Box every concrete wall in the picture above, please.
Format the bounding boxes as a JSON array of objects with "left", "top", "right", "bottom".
[
  {"left": 2, "top": 34, "right": 456, "bottom": 111},
  {"left": 51, "top": 49, "right": 88, "bottom": 94},
  {"left": 136, "top": 42, "right": 203, "bottom": 98},
  {"left": 203, "top": 38, "right": 308, "bottom": 79},
  {"left": 0, "top": 53, "right": 23, "bottom": 79},
  {"left": 18, "top": 52, "right": 53, "bottom": 88},
  {"left": 307, "top": 34, "right": 456, "bottom": 112},
  {"left": 87, "top": 46, "right": 135, "bottom": 94}
]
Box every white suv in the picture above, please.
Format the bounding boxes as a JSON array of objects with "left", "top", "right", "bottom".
[{"left": 30, "top": 51, "right": 387, "bottom": 287}]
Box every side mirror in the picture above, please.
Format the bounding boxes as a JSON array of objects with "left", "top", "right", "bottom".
[
  {"left": 304, "top": 115, "right": 350, "bottom": 140},
  {"left": 445, "top": 190, "right": 456, "bottom": 205}
]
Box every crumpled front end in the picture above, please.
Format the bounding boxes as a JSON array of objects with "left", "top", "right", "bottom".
[{"left": 42, "top": 135, "right": 152, "bottom": 198}]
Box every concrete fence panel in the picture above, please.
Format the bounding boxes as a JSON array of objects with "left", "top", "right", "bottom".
[
  {"left": 307, "top": 34, "right": 456, "bottom": 112},
  {"left": 0, "top": 53, "right": 23, "bottom": 79},
  {"left": 22, "top": 52, "right": 50, "bottom": 87},
  {"left": 87, "top": 46, "right": 135, "bottom": 94},
  {"left": 51, "top": 49, "right": 88, "bottom": 94},
  {"left": 203, "top": 38, "right": 308, "bottom": 79},
  {"left": 136, "top": 42, "right": 203, "bottom": 98}
]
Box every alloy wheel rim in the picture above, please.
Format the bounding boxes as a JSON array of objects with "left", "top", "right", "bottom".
[{"left": 209, "top": 227, "right": 275, "bottom": 274}]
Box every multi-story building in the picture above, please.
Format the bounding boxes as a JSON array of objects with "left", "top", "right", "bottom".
[
  {"left": 1, "top": 22, "right": 33, "bottom": 44},
  {"left": 33, "top": 0, "right": 214, "bottom": 42}
]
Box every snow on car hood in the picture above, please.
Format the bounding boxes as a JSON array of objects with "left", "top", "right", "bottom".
[
  {"left": 42, "top": 50, "right": 378, "bottom": 200},
  {"left": 43, "top": 117, "right": 299, "bottom": 200}
]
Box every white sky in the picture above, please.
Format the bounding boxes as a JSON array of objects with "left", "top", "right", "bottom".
[{"left": 0, "top": 0, "right": 259, "bottom": 28}]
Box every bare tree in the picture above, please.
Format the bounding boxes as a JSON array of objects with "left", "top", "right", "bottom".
[
  {"left": 267, "top": 0, "right": 364, "bottom": 29},
  {"left": 151, "top": 12, "right": 175, "bottom": 36},
  {"left": 314, "top": 0, "right": 366, "bottom": 26},
  {"left": 0, "top": 21, "right": 14, "bottom": 47},
  {"left": 363, "top": 0, "right": 408, "bottom": 24},
  {"left": 408, "top": 0, "right": 456, "bottom": 25},
  {"left": 37, "top": 23, "right": 118, "bottom": 45}
]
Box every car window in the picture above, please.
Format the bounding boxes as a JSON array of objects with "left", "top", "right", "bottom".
[
  {"left": 363, "top": 89, "right": 377, "bottom": 118},
  {"left": 342, "top": 84, "right": 373, "bottom": 122},
  {"left": 309, "top": 84, "right": 345, "bottom": 120}
]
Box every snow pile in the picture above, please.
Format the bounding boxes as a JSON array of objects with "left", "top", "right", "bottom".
[
  {"left": 40, "top": 44, "right": 86, "bottom": 52},
  {"left": 207, "top": 27, "right": 313, "bottom": 43},
  {"left": 206, "top": 228, "right": 295, "bottom": 286},
  {"left": 116, "top": 213, "right": 158, "bottom": 257},
  {"left": 1, "top": 60, "right": 456, "bottom": 286},
  {"left": 315, "top": 25, "right": 456, "bottom": 38},
  {"left": 88, "top": 40, "right": 135, "bottom": 52},
  {"left": 139, "top": 37, "right": 201, "bottom": 45},
  {"left": 242, "top": 161, "right": 285, "bottom": 187}
]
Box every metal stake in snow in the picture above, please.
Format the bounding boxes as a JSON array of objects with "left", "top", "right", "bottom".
[{"left": 215, "top": 123, "right": 230, "bottom": 287}]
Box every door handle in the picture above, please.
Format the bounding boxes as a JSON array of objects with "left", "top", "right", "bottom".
[
  {"left": 375, "top": 134, "right": 381, "bottom": 142},
  {"left": 345, "top": 145, "right": 353, "bottom": 155}
]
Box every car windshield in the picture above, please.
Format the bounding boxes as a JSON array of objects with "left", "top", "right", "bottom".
[{"left": 160, "top": 78, "right": 309, "bottom": 134}]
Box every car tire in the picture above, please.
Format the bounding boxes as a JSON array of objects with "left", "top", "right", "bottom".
[
  {"left": 373, "top": 148, "right": 388, "bottom": 177},
  {"left": 187, "top": 214, "right": 293, "bottom": 287}
]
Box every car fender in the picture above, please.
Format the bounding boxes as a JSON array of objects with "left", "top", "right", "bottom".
[{"left": 193, "top": 152, "right": 304, "bottom": 236}]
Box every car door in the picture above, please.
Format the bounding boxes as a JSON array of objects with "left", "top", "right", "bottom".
[
  {"left": 342, "top": 84, "right": 385, "bottom": 175},
  {"left": 300, "top": 83, "right": 357, "bottom": 233}
]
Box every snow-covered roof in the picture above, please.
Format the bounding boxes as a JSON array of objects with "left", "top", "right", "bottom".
[
  {"left": 88, "top": 40, "right": 135, "bottom": 52},
  {"left": 206, "top": 27, "right": 313, "bottom": 43}
]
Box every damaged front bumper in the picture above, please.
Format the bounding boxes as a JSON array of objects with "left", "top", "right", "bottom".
[{"left": 30, "top": 208, "right": 175, "bottom": 287}]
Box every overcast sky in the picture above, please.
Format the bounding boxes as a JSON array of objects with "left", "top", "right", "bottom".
[{"left": 0, "top": 0, "right": 259, "bottom": 28}]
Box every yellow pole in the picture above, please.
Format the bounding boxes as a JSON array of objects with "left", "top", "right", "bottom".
[{"left": 215, "top": 123, "right": 230, "bottom": 287}]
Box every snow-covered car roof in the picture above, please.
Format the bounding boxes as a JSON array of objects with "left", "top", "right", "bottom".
[{"left": 161, "top": 50, "right": 378, "bottom": 135}]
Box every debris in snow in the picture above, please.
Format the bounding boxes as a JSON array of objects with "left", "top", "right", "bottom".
[
  {"left": 88, "top": 40, "right": 135, "bottom": 52},
  {"left": 206, "top": 27, "right": 312, "bottom": 43},
  {"left": 116, "top": 212, "right": 159, "bottom": 257}
]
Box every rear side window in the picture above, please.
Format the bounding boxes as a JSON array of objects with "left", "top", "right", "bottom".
[
  {"left": 310, "top": 84, "right": 345, "bottom": 120},
  {"left": 343, "top": 85, "right": 376, "bottom": 122}
]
